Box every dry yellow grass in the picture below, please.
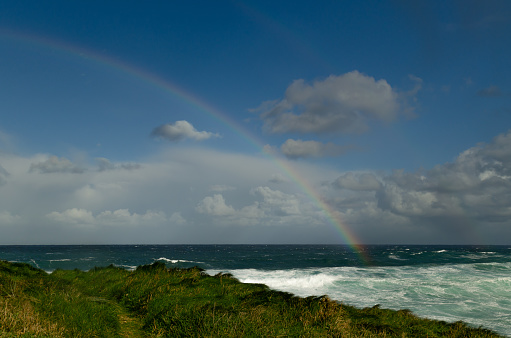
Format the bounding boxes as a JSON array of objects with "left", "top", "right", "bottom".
[{"left": 0, "top": 296, "right": 64, "bottom": 337}]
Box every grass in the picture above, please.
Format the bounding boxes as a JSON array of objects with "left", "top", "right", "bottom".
[{"left": 0, "top": 260, "right": 503, "bottom": 337}]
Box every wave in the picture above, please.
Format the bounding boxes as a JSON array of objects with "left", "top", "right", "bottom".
[
  {"left": 388, "top": 254, "right": 407, "bottom": 261},
  {"left": 79, "top": 257, "right": 96, "bottom": 261},
  {"left": 155, "top": 257, "right": 203, "bottom": 264},
  {"left": 115, "top": 264, "right": 138, "bottom": 271}
]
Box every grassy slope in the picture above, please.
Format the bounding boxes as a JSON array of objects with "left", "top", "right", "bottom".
[{"left": 0, "top": 260, "right": 503, "bottom": 337}]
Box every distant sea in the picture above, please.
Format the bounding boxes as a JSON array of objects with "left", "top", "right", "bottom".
[{"left": 1, "top": 245, "right": 510, "bottom": 336}]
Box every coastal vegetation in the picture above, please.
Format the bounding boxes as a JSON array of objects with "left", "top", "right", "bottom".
[{"left": 0, "top": 260, "right": 502, "bottom": 337}]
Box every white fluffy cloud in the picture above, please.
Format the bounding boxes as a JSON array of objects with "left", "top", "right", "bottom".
[
  {"left": 280, "top": 139, "right": 351, "bottom": 159},
  {"left": 258, "top": 71, "right": 413, "bottom": 134},
  {"left": 46, "top": 208, "right": 95, "bottom": 225},
  {"left": 195, "top": 186, "right": 323, "bottom": 227},
  {"left": 151, "top": 120, "right": 220, "bottom": 141},
  {"left": 196, "top": 194, "right": 236, "bottom": 216}
]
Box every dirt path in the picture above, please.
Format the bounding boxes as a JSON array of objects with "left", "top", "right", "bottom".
[
  {"left": 90, "top": 297, "right": 146, "bottom": 337},
  {"left": 117, "top": 310, "right": 145, "bottom": 338}
]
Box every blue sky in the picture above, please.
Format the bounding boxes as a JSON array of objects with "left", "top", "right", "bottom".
[{"left": 0, "top": 1, "right": 510, "bottom": 244}]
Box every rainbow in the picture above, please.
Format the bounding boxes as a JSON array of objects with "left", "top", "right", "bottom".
[{"left": 1, "top": 29, "right": 369, "bottom": 263}]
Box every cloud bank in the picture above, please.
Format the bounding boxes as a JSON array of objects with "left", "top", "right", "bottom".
[
  {"left": 0, "top": 130, "right": 511, "bottom": 244},
  {"left": 329, "top": 130, "right": 511, "bottom": 243},
  {"left": 47, "top": 208, "right": 168, "bottom": 227}
]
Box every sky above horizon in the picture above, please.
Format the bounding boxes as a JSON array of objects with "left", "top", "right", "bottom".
[{"left": 1, "top": 1, "right": 511, "bottom": 245}]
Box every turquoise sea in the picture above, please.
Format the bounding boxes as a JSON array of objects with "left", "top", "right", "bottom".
[{"left": 1, "top": 245, "right": 510, "bottom": 336}]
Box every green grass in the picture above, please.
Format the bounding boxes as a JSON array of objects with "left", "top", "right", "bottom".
[{"left": 0, "top": 260, "right": 503, "bottom": 337}]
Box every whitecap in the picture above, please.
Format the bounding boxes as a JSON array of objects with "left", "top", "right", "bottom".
[
  {"left": 155, "top": 257, "right": 203, "bottom": 264},
  {"left": 388, "top": 254, "right": 407, "bottom": 261}
]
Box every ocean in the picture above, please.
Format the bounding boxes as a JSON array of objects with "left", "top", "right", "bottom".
[{"left": 1, "top": 245, "right": 510, "bottom": 336}]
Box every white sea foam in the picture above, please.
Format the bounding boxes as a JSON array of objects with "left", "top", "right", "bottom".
[
  {"left": 156, "top": 257, "right": 203, "bottom": 264},
  {"left": 209, "top": 262, "right": 511, "bottom": 336},
  {"left": 116, "top": 264, "right": 137, "bottom": 271}
]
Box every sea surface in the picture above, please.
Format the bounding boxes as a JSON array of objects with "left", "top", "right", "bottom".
[{"left": 1, "top": 245, "right": 510, "bottom": 336}]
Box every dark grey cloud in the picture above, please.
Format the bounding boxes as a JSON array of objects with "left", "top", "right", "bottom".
[
  {"left": 151, "top": 120, "right": 220, "bottom": 141},
  {"left": 256, "top": 71, "right": 417, "bottom": 135},
  {"left": 29, "top": 156, "right": 85, "bottom": 174}
]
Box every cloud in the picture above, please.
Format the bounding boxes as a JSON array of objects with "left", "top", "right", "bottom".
[
  {"left": 47, "top": 208, "right": 168, "bottom": 227},
  {"left": 29, "top": 156, "right": 85, "bottom": 174},
  {"left": 280, "top": 139, "right": 351, "bottom": 159},
  {"left": 151, "top": 120, "right": 220, "bottom": 141},
  {"left": 262, "top": 144, "right": 278, "bottom": 155},
  {"left": 320, "top": 129, "right": 511, "bottom": 243},
  {"left": 0, "top": 164, "right": 9, "bottom": 185},
  {"left": 195, "top": 187, "right": 324, "bottom": 227},
  {"left": 333, "top": 172, "right": 382, "bottom": 191},
  {"left": 96, "top": 157, "right": 141, "bottom": 171},
  {"left": 269, "top": 173, "right": 288, "bottom": 184},
  {"left": 1, "top": 148, "right": 329, "bottom": 243},
  {"left": 46, "top": 208, "right": 95, "bottom": 225},
  {"left": 381, "top": 130, "right": 511, "bottom": 220},
  {"left": 477, "top": 85, "right": 503, "bottom": 97},
  {"left": 196, "top": 194, "right": 236, "bottom": 216},
  {"left": 168, "top": 212, "right": 186, "bottom": 225},
  {"left": 407, "top": 74, "right": 423, "bottom": 94},
  {"left": 0, "top": 211, "right": 21, "bottom": 225},
  {"left": 3, "top": 130, "right": 511, "bottom": 244},
  {"left": 251, "top": 186, "right": 301, "bottom": 216},
  {"left": 209, "top": 185, "right": 236, "bottom": 192},
  {"left": 257, "top": 71, "right": 414, "bottom": 134}
]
